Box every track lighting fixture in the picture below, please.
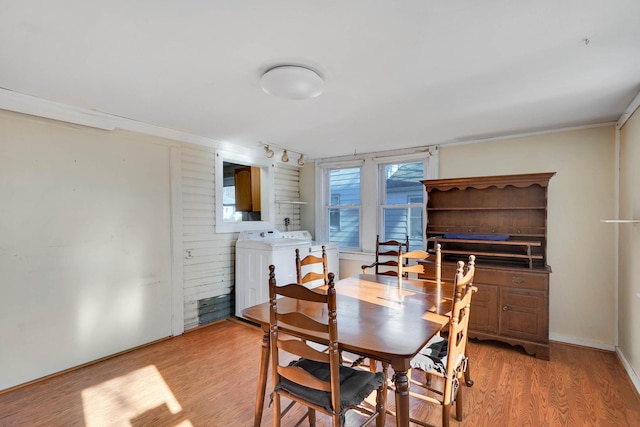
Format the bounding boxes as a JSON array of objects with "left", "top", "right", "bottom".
[
  {"left": 264, "top": 145, "right": 274, "bottom": 158},
  {"left": 263, "top": 143, "right": 305, "bottom": 166}
]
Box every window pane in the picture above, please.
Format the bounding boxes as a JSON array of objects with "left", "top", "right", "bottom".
[
  {"left": 383, "top": 207, "right": 423, "bottom": 250},
  {"left": 409, "top": 206, "right": 423, "bottom": 247},
  {"left": 383, "top": 208, "right": 409, "bottom": 241},
  {"left": 328, "top": 167, "right": 360, "bottom": 248},
  {"left": 329, "top": 207, "right": 340, "bottom": 231},
  {"left": 384, "top": 162, "right": 423, "bottom": 204},
  {"left": 330, "top": 168, "right": 360, "bottom": 205},
  {"left": 383, "top": 162, "right": 424, "bottom": 250},
  {"left": 329, "top": 208, "right": 359, "bottom": 247}
]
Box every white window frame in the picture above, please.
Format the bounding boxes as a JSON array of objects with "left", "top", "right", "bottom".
[{"left": 316, "top": 147, "right": 439, "bottom": 253}]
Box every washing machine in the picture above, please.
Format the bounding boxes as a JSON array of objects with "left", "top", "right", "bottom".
[{"left": 235, "top": 229, "right": 340, "bottom": 319}]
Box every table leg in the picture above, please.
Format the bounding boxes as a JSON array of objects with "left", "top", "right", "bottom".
[
  {"left": 253, "top": 330, "right": 270, "bottom": 427},
  {"left": 393, "top": 368, "right": 410, "bottom": 427}
]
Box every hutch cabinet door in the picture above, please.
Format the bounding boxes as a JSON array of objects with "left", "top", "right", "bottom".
[
  {"left": 498, "top": 288, "right": 549, "bottom": 343},
  {"left": 468, "top": 284, "right": 499, "bottom": 334}
]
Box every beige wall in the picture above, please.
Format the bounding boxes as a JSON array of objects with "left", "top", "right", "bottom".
[
  {"left": 618, "top": 109, "right": 640, "bottom": 380},
  {"left": 440, "top": 126, "right": 616, "bottom": 348},
  {"left": 306, "top": 126, "right": 618, "bottom": 349},
  {"left": 0, "top": 110, "right": 178, "bottom": 390}
]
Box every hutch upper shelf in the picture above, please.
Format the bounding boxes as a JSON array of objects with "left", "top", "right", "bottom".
[{"left": 423, "top": 172, "right": 555, "bottom": 269}]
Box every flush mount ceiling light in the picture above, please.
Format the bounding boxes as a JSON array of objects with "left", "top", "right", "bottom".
[{"left": 260, "top": 65, "right": 324, "bottom": 100}]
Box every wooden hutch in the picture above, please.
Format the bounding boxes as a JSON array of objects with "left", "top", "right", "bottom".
[{"left": 420, "top": 172, "right": 555, "bottom": 359}]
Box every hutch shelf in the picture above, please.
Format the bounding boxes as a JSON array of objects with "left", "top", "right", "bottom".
[{"left": 420, "top": 172, "right": 555, "bottom": 360}]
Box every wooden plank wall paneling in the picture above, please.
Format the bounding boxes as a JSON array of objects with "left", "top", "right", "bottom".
[
  {"left": 180, "top": 144, "right": 301, "bottom": 329},
  {"left": 180, "top": 144, "right": 235, "bottom": 329},
  {"left": 274, "top": 164, "right": 302, "bottom": 232}
]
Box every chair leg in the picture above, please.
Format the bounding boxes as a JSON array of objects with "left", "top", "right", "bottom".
[
  {"left": 425, "top": 372, "right": 432, "bottom": 386},
  {"left": 456, "top": 385, "right": 463, "bottom": 421},
  {"left": 272, "top": 394, "right": 281, "bottom": 427},
  {"left": 465, "top": 343, "right": 474, "bottom": 386},
  {"left": 331, "top": 411, "right": 340, "bottom": 426},
  {"left": 351, "top": 356, "right": 366, "bottom": 368},
  {"left": 442, "top": 402, "right": 451, "bottom": 427},
  {"left": 375, "top": 362, "right": 389, "bottom": 427},
  {"left": 308, "top": 408, "right": 316, "bottom": 427},
  {"left": 464, "top": 359, "right": 474, "bottom": 386}
]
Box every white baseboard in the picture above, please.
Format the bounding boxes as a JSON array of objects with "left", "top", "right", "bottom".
[
  {"left": 549, "top": 332, "right": 615, "bottom": 351},
  {"left": 616, "top": 347, "right": 640, "bottom": 395}
]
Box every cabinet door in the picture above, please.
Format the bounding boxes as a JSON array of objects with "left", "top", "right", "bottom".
[
  {"left": 469, "top": 284, "right": 498, "bottom": 334},
  {"left": 234, "top": 166, "right": 261, "bottom": 212},
  {"left": 499, "top": 289, "right": 548, "bottom": 343}
]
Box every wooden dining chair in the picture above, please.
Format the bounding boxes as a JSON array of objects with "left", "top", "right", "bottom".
[
  {"left": 397, "top": 249, "right": 429, "bottom": 278},
  {"left": 428, "top": 244, "right": 475, "bottom": 387},
  {"left": 361, "top": 235, "right": 409, "bottom": 276},
  {"left": 390, "top": 255, "right": 476, "bottom": 427},
  {"left": 353, "top": 247, "right": 436, "bottom": 373},
  {"left": 268, "top": 265, "right": 387, "bottom": 427},
  {"left": 296, "top": 246, "right": 328, "bottom": 288}
]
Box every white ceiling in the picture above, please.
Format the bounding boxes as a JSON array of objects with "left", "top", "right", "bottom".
[{"left": 1, "top": 1, "right": 639, "bottom": 159}]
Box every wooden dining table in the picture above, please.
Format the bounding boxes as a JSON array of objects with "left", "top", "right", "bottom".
[{"left": 241, "top": 273, "right": 456, "bottom": 427}]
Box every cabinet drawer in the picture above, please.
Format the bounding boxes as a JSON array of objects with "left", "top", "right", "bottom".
[
  {"left": 482, "top": 269, "right": 548, "bottom": 291},
  {"left": 419, "top": 261, "right": 548, "bottom": 292},
  {"left": 499, "top": 289, "right": 548, "bottom": 343}
]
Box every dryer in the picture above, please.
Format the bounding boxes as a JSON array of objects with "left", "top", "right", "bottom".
[{"left": 235, "top": 229, "right": 339, "bottom": 319}]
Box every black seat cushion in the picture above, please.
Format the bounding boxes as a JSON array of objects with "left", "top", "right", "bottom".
[
  {"left": 276, "top": 358, "right": 384, "bottom": 415},
  {"left": 410, "top": 335, "right": 448, "bottom": 375}
]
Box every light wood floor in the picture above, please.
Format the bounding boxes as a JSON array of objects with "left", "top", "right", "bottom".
[{"left": 1, "top": 319, "right": 639, "bottom": 426}]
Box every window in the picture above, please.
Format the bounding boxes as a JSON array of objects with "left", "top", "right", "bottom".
[
  {"left": 381, "top": 162, "right": 425, "bottom": 250},
  {"left": 326, "top": 167, "right": 360, "bottom": 248},
  {"left": 316, "top": 149, "right": 437, "bottom": 253}
]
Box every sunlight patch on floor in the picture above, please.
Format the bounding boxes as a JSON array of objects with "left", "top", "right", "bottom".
[{"left": 81, "top": 364, "right": 192, "bottom": 426}]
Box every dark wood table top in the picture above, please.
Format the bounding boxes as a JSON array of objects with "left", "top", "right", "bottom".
[{"left": 241, "top": 274, "right": 453, "bottom": 368}]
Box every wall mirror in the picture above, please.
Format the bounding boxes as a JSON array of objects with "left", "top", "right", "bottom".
[{"left": 215, "top": 150, "right": 274, "bottom": 233}]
